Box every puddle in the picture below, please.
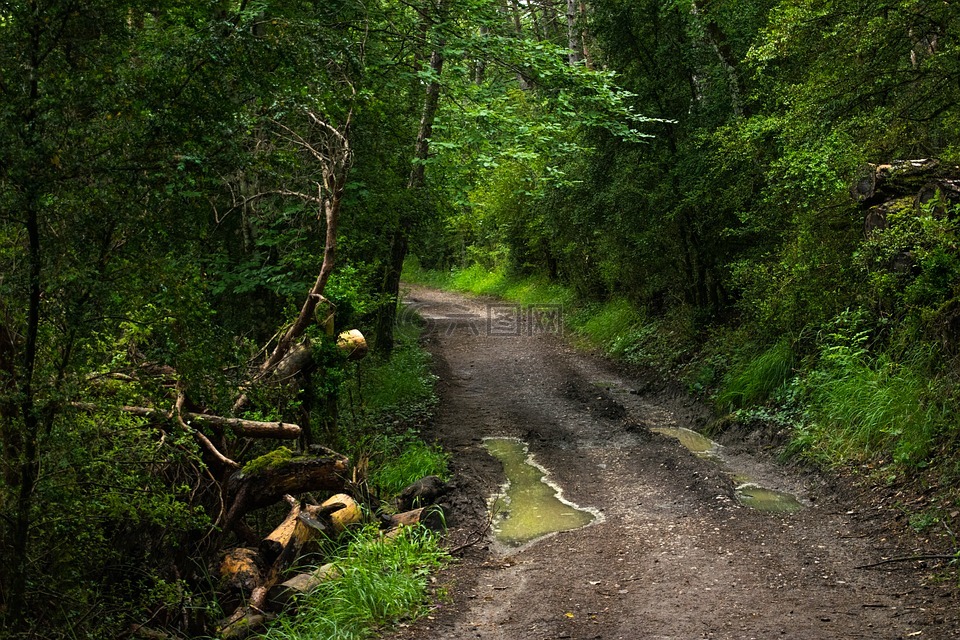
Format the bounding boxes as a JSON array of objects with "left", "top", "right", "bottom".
[
  {"left": 735, "top": 485, "right": 805, "bottom": 513},
  {"left": 484, "top": 437, "right": 597, "bottom": 546},
  {"left": 651, "top": 426, "right": 806, "bottom": 513},
  {"left": 650, "top": 427, "right": 721, "bottom": 459}
]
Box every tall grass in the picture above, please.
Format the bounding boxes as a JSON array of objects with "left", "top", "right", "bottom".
[
  {"left": 355, "top": 324, "right": 437, "bottom": 412},
  {"left": 715, "top": 340, "right": 795, "bottom": 412},
  {"left": 794, "top": 349, "right": 949, "bottom": 466},
  {"left": 263, "top": 525, "right": 449, "bottom": 640},
  {"left": 571, "top": 299, "right": 643, "bottom": 346},
  {"left": 371, "top": 439, "right": 450, "bottom": 496}
]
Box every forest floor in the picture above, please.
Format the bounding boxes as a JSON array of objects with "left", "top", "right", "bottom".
[{"left": 384, "top": 285, "right": 960, "bottom": 640}]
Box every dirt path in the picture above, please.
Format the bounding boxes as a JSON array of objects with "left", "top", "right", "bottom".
[{"left": 388, "top": 286, "right": 959, "bottom": 640}]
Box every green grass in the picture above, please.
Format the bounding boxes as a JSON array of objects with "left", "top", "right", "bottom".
[
  {"left": 715, "top": 340, "right": 795, "bottom": 412},
  {"left": 356, "top": 329, "right": 437, "bottom": 412},
  {"left": 403, "top": 258, "right": 574, "bottom": 307},
  {"left": 571, "top": 299, "right": 644, "bottom": 346},
  {"left": 371, "top": 439, "right": 450, "bottom": 496},
  {"left": 405, "top": 256, "right": 958, "bottom": 476},
  {"left": 792, "top": 353, "right": 948, "bottom": 467},
  {"left": 263, "top": 525, "right": 449, "bottom": 640}
]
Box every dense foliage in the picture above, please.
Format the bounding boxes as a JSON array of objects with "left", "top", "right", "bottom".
[
  {"left": 414, "top": 0, "right": 960, "bottom": 481},
  {"left": 4, "top": 0, "right": 960, "bottom": 636}
]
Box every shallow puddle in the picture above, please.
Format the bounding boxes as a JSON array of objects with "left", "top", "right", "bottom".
[
  {"left": 484, "top": 438, "right": 596, "bottom": 546},
  {"left": 650, "top": 426, "right": 721, "bottom": 459},
  {"left": 651, "top": 426, "right": 805, "bottom": 513},
  {"left": 735, "top": 485, "right": 805, "bottom": 513}
]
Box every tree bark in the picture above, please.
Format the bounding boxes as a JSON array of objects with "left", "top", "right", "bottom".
[
  {"left": 690, "top": 1, "right": 745, "bottom": 117},
  {"left": 566, "top": 0, "right": 583, "bottom": 64},
  {"left": 223, "top": 447, "right": 350, "bottom": 530},
  {"left": 376, "top": 17, "right": 447, "bottom": 356},
  {"left": 266, "top": 563, "right": 340, "bottom": 610}
]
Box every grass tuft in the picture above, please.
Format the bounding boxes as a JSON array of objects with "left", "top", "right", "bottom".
[
  {"left": 715, "top": 340, "right": 795, "bottom": 411},
  {"left": 371, "top": 438, "right": 450, "bottom": 496},
  {"left": 263, "top": 525, "right": 449, "bottom": 640},
  {"left": 793, "top": 350, "right": 948, "bottom": 466}
]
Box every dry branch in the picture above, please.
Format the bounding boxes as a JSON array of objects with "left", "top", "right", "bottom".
[
  {"left": 232, "top": 110, "right": 352, "bottom": 415},
  {"left": 71, "top": 403, "right": 302, "bottom": 440}
]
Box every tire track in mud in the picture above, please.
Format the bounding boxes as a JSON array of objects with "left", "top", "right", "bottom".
[{"left": 387, "top": 286, "right": 959, "bottom": 640}]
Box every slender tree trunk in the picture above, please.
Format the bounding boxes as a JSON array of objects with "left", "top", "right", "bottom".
[
  {"left": 690, "top": 1, "right": 744, "bottom": 117},
  {"left": 376, "top": 28, "right": 446, "bottom": 356},
  {"left": 6, "top": 14, "right": 44, "bottom": 626},
  {"left": 566, "top": 0, "right": 583, "bottom": 64}
]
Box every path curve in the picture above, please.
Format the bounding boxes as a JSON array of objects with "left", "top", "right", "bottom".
[{"left": 388, "top": 286, "right": 959, "bottom": 640}]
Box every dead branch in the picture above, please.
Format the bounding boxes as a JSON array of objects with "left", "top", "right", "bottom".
[
  {"left": 856, "top": 554, "right": 958, "bottom": 570},
  {"left": 71, "top": 403, "right": 302, "bottom": 440}
]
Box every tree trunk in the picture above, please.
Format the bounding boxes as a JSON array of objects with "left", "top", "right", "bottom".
[
  {"left": 566, "top": 0, "right": 583, "bottom": 64},
  {"left": 690, "top": 1, "right": 745, "bottom": 117},
  {"left": 376, "top": 21, "right": 447, "bottom": 356},
  {"left": 266, "top": 563, "right": 340, "bottom": 610}
]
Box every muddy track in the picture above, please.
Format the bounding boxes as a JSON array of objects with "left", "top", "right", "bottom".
[{"left": 386, "top": 286, "right": 959, "bottom": 640}]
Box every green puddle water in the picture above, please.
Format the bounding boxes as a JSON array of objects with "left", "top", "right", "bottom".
[
  {"left": 650, "top": 427, "right": 720, "bottom": 458},
  {"left": 651, "top": 428, "right": 806, "bottom": 514},
  {"left": 735, "top": 485, "right": 805, "bottom": 513},
  {"left": 484, "top": 438, "right": 596, "bottom": 546}
]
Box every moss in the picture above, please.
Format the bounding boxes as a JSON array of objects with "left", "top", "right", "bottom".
[{"left": 242, "top": 446, "right": 295, "bottom": 475}]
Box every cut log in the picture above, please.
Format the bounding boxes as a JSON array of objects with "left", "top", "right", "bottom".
[
  {"left": 321, "top": 493, "right": 362, "bottom": 532},
  {"left": 336, "top": 329, "right": 368, "bottom": 361},
  {"left": 915, "top": 179, "right": 960, "bottom": 216},
  {"left": 219, "top": 496, "right": 345, "bottom": 635},
  {"left": 850, "top": 163, "right": 878, "bottom": 202},
  {"left": 224, "top": 446, "right": 349, "bottom": 529},
  {"left": 266, "top": 563, "right": 340, "bottom": 610},
  {"left": 219, "top": 547, "right": 265, "bottom": 594},
  {"left": 259, "top": 497, "right": 313, "bottom": 566}
]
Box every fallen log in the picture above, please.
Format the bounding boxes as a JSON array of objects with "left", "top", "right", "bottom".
[
  {"left": 218, "top": 612, "right": 270, "bottom": 640},
  {"left": 70, "top": 403, "right": 302, "bottom": 440},
  {"left": 219, "top": 495, "right": 346, "bottom": 637},
  {"left": 266, "top": 563, "right": 340, "bottom": 610},
  {"left": 219, "top": 547, "right": 264, "bottom": 595},
  {"left": 382, "top": 504, "right": 447, "bottom": 538},
  {"left": 321, "top": 493, "right": 362, "bottom": 533},
  {"left": 271, "top": 342, "right": 314, "bottom": 382},
  {"left": 223, "top": 446, "right": 349, "bottom": 530},
  {"left": 396, "top": 475, "right": 449, "bottom": 512}
]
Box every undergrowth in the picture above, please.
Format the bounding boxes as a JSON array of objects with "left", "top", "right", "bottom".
[
  {"left": 262, "top": 304, "right": 450, "bottom": 640},
  {"left": 262, "top": 525, "right": 449, "bottom": 640}
]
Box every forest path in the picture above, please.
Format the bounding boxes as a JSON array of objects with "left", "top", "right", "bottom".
[{"left": 386, "top": 286, "right": 959, "bottom": 640}]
